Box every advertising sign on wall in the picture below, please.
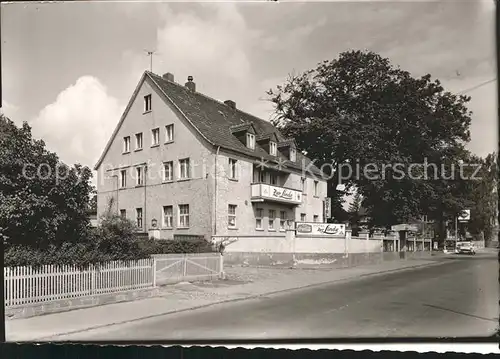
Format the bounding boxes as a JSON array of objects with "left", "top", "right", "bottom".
[
  {"left": 324, "top": 197, "right": 331, "bottom": 219},
  {"left": 256, "top": 184, "right": 302, "bottom": 204},
  {"left": 295, "top": 222, "right": 346, "bottom": 237},
  {"left": 458, "top": 209, "right": 470, "bottom": 222}
]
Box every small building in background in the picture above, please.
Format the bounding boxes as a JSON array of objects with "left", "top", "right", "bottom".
[{"left": 88, "top": 211, "right": 98, "bottom": 228}]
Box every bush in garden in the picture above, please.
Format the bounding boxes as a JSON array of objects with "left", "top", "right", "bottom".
[{"left": 137, "top": 238, "right": 215, "bottom": 255}]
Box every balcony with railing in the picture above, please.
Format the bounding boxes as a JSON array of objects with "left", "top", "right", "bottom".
[{"left": 250, "top": 183, "right": 302, "bottom": 205}]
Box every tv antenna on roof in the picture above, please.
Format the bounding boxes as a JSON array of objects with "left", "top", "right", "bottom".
[{"left": 144, "top": 49, "right": 161, "bottom": 72}]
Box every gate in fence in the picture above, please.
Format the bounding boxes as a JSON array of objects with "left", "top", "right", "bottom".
[
  {"left": 5, "top": 253, "right": 224, "bottom": 308},
  {"left": 153, "top": 253, "right": 224, "bottom": 285}
]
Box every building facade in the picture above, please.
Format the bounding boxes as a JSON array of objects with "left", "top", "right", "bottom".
[{"left": 94, "top": 71, "right": 328, "bottom": 240}]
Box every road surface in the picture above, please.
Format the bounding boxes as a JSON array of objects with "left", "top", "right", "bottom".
[{"left": 52, "top": 253, "right": 499, "bottom": 340}]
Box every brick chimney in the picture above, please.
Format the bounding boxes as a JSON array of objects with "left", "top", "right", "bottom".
[
  {"left": 163, "top": 72, "right": 174, "bottom": 82},
  {"left": 224, "top": 100, "right": 236, "bottom": 109},
  {"left": 185, "top": 76, "right": 196, "bottom": 92}
]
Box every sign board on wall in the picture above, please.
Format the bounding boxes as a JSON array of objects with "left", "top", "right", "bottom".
[
  {"left": 324, "top": 198, "right": 331, "bottom": 219},
  {"left": 458, "top": 209, "right": 470, "bottom": 222},
  {"left": 391, "top": 224, "right": 419, "bottom": 232},
  {"left": 295, "top": 222, "right": 346, "bottom": 237},
  {"left": 256, "top": 184, "right": 302, "bottom": 204}
]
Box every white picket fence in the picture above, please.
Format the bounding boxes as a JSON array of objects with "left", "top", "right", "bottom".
[
  {"left": 4, "top": 254, "right": 225, "bottom": 308},
  {"left": 4, "top": 258, "right": 155, "bottom": 308}
]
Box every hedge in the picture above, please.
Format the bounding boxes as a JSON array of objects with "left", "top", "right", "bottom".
[
  {"left": 5, "top": 238, "right": 215, "bottom": 269},
  {"left": 4, "top": 212, "right": 215, "bottom": 268}
]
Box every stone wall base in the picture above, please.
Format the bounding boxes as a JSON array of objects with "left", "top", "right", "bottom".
[
  {"left": 223, "top": 251, "right": 433, "bottom": 269},
  {"left": 5, "top": 287, "right": 160, "bottom": 320}
]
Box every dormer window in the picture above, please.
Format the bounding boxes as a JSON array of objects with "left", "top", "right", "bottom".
[
  {"left": 269, "top": 141, "right": 277, "bottom": 156},
  {"left": 246, "top": 133, "right": 255, "bottom": 149},
  {"left": 290, "top": 147, "right": 296, "bottom": 162},
  {"left": 144, "top": 94, "right": 152, "bottom": 113}
]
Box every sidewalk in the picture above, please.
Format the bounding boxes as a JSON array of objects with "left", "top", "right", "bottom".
[{"left": 7, "top": 257, "right": 444, "bottom": 342}]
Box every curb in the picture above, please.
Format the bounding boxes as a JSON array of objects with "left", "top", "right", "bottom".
[{"left": 30, "top": 260, "right": 446, "bottom": 341}]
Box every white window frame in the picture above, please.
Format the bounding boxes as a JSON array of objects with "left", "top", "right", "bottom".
[
  {"left": 300, "top": 213, "right": 306, "bottom": 222},
  {"left": 178, "top": 204, "right": 190, "bottom": 228},
  {"left": 269, "top": 141, "right": 277, "bottom": 156},
  {"left": 279, "top": 211, "right": 287, "bottom": 231},
  {"left": 162, "top": 205, "right": 173, "bottom": 228},
  {"left": 313, "top": 215, "right": 319, "bottom": 223},
  {"left": 314, "top": 180, "right": 319, "bottom": 196},
  {"left": 151, "top": 128, "right": 160, "bottom": 146},
  {"left": 163, "top": 161, "right": 173, "bottom": 182},
  {"left": 165, "top": 124, "right": 174, "bottom": 143},
  {"left": 123, "top": 136, "right": 130, "bottom": 153},
  {"left": 229, "top": 159, "right": 238, "bottom": 180},
  {"left": 255, "top": 208, "right": 263, "bottom": 230},
  {"left": 136, "top": 208, "right": 143, "bottom": 229},
  {"left": 228, "top": 204, "right": 237, "bottom": 228},
  {"left": 290, "top": 147, "right": 296, "bottom": 162},
  {"left": 301, "top": 177, "right": 306, "bottom": 194},
  {"left": 268, "top": 209, "right": 276, "bottom": 231},
  {"left": 246, "top": 133, "right": 255, "bottom": 149},
  {"left": 135, "top": 132, "right": 143, "bottom": 150},
  {"left": 120, "top": 209, "right": 126, "bottom": 219},
  {"left": 136, "top": 167, "right": 143, "bottom": 186},
  {"left": 144, "top": 94, "right": 152, "bottom": 112},
  {"left": 179, "top": 158, "right": 190, "bottom": 180},
  {"left": 119, "top": 169, "right": 127, "bottom": 188}
]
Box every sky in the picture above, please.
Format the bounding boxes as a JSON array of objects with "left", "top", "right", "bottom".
[{"left": 1, "top": 0, "right": 497, "bottom": 178}]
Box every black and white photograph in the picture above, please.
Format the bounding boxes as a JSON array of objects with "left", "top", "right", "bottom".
[{"left": 1, "top": 0, "right": 498, "bottom": 350}]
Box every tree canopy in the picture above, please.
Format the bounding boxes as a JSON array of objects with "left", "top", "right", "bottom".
[
  {"left": 268, "top": 50, "right": 475, "bottom": 239},
  {"left": 466, "top": 152, "right": 498, "bottom": 243},
  {"left": 0, "top": 115, "right": 94, "bottom": 248}
]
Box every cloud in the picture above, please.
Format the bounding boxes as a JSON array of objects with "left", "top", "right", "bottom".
[
  {"left": 0, "top": 100, "right": 20, "bottom": 119},
  {"left": 119, "top": 3, "right": 269, "bottom": 116},
  {"left": 31, "top": 76, "right": 124, "bottom": 168},
  {"left": 154, "top": 4, "right": 254, "bottom": 86}
]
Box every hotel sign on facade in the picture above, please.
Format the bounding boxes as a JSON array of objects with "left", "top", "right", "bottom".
[
  {"left": 295, "top": 222, "right": 346, "bottom": 237},
  {"left": 251, "top": 183, "right": 302, "bottom": 204},
  {"left": 324, "top": 197, "right": 331, "bottom": 219}
]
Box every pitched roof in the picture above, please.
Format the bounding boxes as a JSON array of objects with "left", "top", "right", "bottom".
[
  {"left": 278, "top": 139, "right": 297, "bottom": 148},
  {"left": 147, "top": 72, "right": 323, "bottom": 175},
  {"left": 256, "top": 132, "right": 279, "bottom": 142},
  {"left": 95, "top": 71, "right": 323, "bottom": 176},
  {"left": 230, "top": 122, "right": 254, "bottom": 134}
]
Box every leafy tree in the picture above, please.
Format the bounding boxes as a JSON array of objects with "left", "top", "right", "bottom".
[
  {"left": 348, "top": 191, "right": 362, "bottom": 214},
  {"left": 0, "top": 115, "right": 94, "bottom": 248},
  {"left": 88, "top": 193, "right": 97, "bottom": 213},
  {"left": 466, "top": 152, "right": 498, "bottom": 244},
  {"left": 267, "top": 50, "right": 473, "bottom": 243},
  {"left": 347, "top": 191, "right": 363, "bottom": 235}
]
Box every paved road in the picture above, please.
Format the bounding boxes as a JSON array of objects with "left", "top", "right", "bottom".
[{"left": 53, "top": 253, "right": 499, "bottom": 340}]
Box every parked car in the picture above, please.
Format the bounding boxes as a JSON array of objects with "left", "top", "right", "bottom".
[{"left": 456, "top": 241, "right": 476, "bottom": 255}]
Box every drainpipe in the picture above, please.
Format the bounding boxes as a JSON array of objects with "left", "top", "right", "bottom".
[
  {"left": 144, "top": 165, "right": 148, "bottom": 233},
  {"left": 214, "top": 146, "right": 220, "bottom": 237}
]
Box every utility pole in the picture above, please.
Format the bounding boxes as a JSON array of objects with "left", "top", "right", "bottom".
[{"left": 455, "top": 215, "right": 458, "bottom": 251}]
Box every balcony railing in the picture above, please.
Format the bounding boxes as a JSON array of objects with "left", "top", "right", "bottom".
[{"left": 251, "top": 183, "right": 302, "bottom": 205}]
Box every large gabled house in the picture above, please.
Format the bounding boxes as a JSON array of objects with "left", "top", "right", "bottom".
[{"left": 94, "top": 71, "right": 328, "bottom": 240}]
